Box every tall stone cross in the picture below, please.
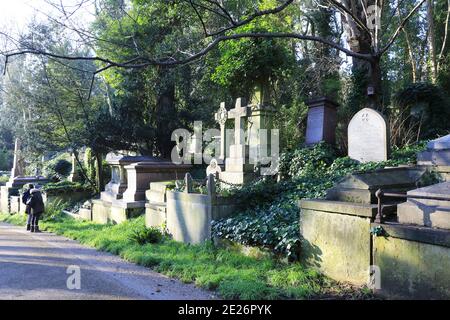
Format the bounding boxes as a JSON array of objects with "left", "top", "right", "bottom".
[
  {"left": 228, "top": 98, "right": 248, "bottom": 147},
  {"left": 214, "top": 102, "right": 228, "bottom": 160}
]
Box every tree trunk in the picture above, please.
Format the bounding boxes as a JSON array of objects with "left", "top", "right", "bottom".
[
  {"left": 94, "top": 151, "right": 104, "bottom": 193},
  {"left": 427, "top": 0, "right": 438, "bottom": 83},
  {"left": 368, "top": 57, "right": 382, "bottom": 110}
]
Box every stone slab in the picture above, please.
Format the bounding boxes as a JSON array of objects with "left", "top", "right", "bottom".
[
  {"left": 373, "top": 227, "right": 450, "bottom": 299},
  {"left": 299, "top": 208, "right": 371, "bottom": 285},
  {"left": 300, "top": 199, "right": 396, "bottom": 218},
  {"left": 326, "top": 167, "right": 426, "bottom": 204},
  {"left": 426, "top": 134, "right": 450, "bottom": 150},
  {"left": 397, "top": 182, "right": 450, "bottom": 229},
  {"left": 417, "top": 150, "right": 450, "bottom": 166},
  {"left": 397, "top": 202, "right": 450, "bottom": 230}
]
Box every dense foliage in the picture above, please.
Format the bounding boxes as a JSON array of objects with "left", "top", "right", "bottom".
[{"left": 212, "top": 142, "right": 428, "bottom": 260}]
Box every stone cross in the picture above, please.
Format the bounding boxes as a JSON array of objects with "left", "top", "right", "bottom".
[
  {"left": 215, "top": 102, "right": 228, "bottom": 160},
  {"left": 228, "top": 98, "right": 248, "bottom": 147}
]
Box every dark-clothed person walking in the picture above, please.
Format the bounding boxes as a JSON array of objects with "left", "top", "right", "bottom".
[
  {"left": 22, "top": 183, "right": 34, "bottom": 231},
  {"left": 26, "top": 188, "right": 45, "bottom": 233}
]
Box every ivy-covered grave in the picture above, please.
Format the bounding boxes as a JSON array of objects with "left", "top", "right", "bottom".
[{"left": 212, "top": 141, "right": 429, "bottom": 260}]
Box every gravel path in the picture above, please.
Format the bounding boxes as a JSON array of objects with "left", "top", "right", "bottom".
[{"left": 0, "top": 222, "right": 216, "bottom": 300}]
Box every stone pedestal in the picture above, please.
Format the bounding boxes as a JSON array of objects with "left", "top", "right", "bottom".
[
  {"left": 122, "top": 160, "right": 191, "bottom": 202},
  {"left": 247, "top": 104, "right": 277, "bottom": 165},
  {"left": 305, "top": 97, "right": 338, "bottom": 145},
  {"left": 100, "top": 153, "right": 154, "bottom": 202},
  {"left": 397, "top": 181, "right": 450, "bottom": 230}
]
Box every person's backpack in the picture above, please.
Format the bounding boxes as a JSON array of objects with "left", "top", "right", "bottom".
[{"left": 22, "top": 190, "right": 30, "bottom": 205}]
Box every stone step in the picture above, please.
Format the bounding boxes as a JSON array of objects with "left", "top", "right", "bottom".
[
  {"left": 149, "top": 181, "right": 174, "bottom": 193},
  {"left": 146, "top": 189, "right": 166, "bottom": 203},
  {"left": 397, "top": 201, "right": 450, "bottom": 230},
  {"left": 145, "top": 202, "right": 166, "bottom": 212}
]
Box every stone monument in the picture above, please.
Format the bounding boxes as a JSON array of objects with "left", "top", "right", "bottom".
[
  {"left": 247, "top": 84, "right": 277, "bottom": 165},
  {"left": 214, "top": 102, "right": 228, "bottom": 162},
  {"left": 348, "top": 108, "right": 389, "bottom": 163},
  {"left": 305, "top": 97, "right": 339, "bottom": 145},
  {"left": 219, "top": 98, "right": 255, "bottom": 186},
  {"left": 92, "top": 152, "right": 191, "bottom": 224},
  {"left": 68, "top": 152, "right": 81, "bottom": 182}
]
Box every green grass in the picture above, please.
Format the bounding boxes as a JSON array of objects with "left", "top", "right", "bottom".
[{"left": 0, "top": 213, "right": 372, "bottom": 300}]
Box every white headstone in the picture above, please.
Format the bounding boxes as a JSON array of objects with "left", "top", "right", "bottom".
[{"left": 348, "top": 108, "right": 389, "bottom": 163}]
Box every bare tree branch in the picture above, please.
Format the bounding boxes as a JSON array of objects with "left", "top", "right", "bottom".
[{"left": 378, "top": 0, "right": 427, "bottom": 56}]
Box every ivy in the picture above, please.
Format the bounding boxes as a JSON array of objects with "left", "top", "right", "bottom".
[{"left": 212, "top": 141, "right": 428, "bottom": 260}]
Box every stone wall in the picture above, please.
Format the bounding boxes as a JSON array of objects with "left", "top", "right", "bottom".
[
  {"left": 299, "top": 202, "right": 373, "bottom": 285},
  {"left": 373, "top": 223, "right": 450, "bottom": 299},
  {"left": 165, "top": 190, "right": 237, "bottom": 244}
]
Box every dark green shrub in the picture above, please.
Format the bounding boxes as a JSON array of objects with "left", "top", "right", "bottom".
[
  {"left": 279, "top": 142, "right": 336, "bottom": 179},
  {"left": 42, "top": 181, "right": 93, "bottom": 194},
  {"left": 43, "top": 156, "right": 72, "bottom": 181},
  {"left": 129, "top": 227, "right": 163, "bottom": 245}
]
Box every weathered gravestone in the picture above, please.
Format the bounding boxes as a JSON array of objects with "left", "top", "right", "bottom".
[
  {"left": 348, "top": 108, "right": 389, "bottom": 163},
  {"left": 305, "top": 97, "right": 339, "bottom": 145}
]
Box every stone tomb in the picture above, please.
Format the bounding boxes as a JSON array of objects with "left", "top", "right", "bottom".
[
  {"left": 348, "top": 108, "right": 389, "bottom": 163},
  {"left": 305, "top": 97, "right": 339, "bottom": 145},
  {"left": 397, "top": 181, "right": 450, "bottom": 230},
  {"left": 417, "top": 134, "right": 450, "bottom": 181},
  {"left": 92, "top": 154, "right": 191, "bottom": 224},
  {"left": 299, "top": 166, "right": 428, "bottom": 285}
]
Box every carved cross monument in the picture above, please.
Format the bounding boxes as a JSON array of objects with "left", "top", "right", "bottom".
[
  {"left": 228, "top": 98, "right": 248, "bottom": 160},
  {"left": 219, "top": 98, "right": 255, "bottom": 186},
  {"left": 214, "top": 102, "right": 228, "bottom": 161}
]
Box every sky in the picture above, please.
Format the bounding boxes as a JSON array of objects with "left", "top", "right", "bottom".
[{"left": 0, "top": 0, "right": 95, "bottom": 34}]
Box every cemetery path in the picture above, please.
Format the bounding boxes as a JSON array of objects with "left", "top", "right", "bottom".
[{"left": 0, "top": 222, "right": 216, "bottom": 300}]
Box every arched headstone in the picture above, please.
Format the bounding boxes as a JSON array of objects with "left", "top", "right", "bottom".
[{"left": 348, "top": 108, "right": 389, "bottom": 163}]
